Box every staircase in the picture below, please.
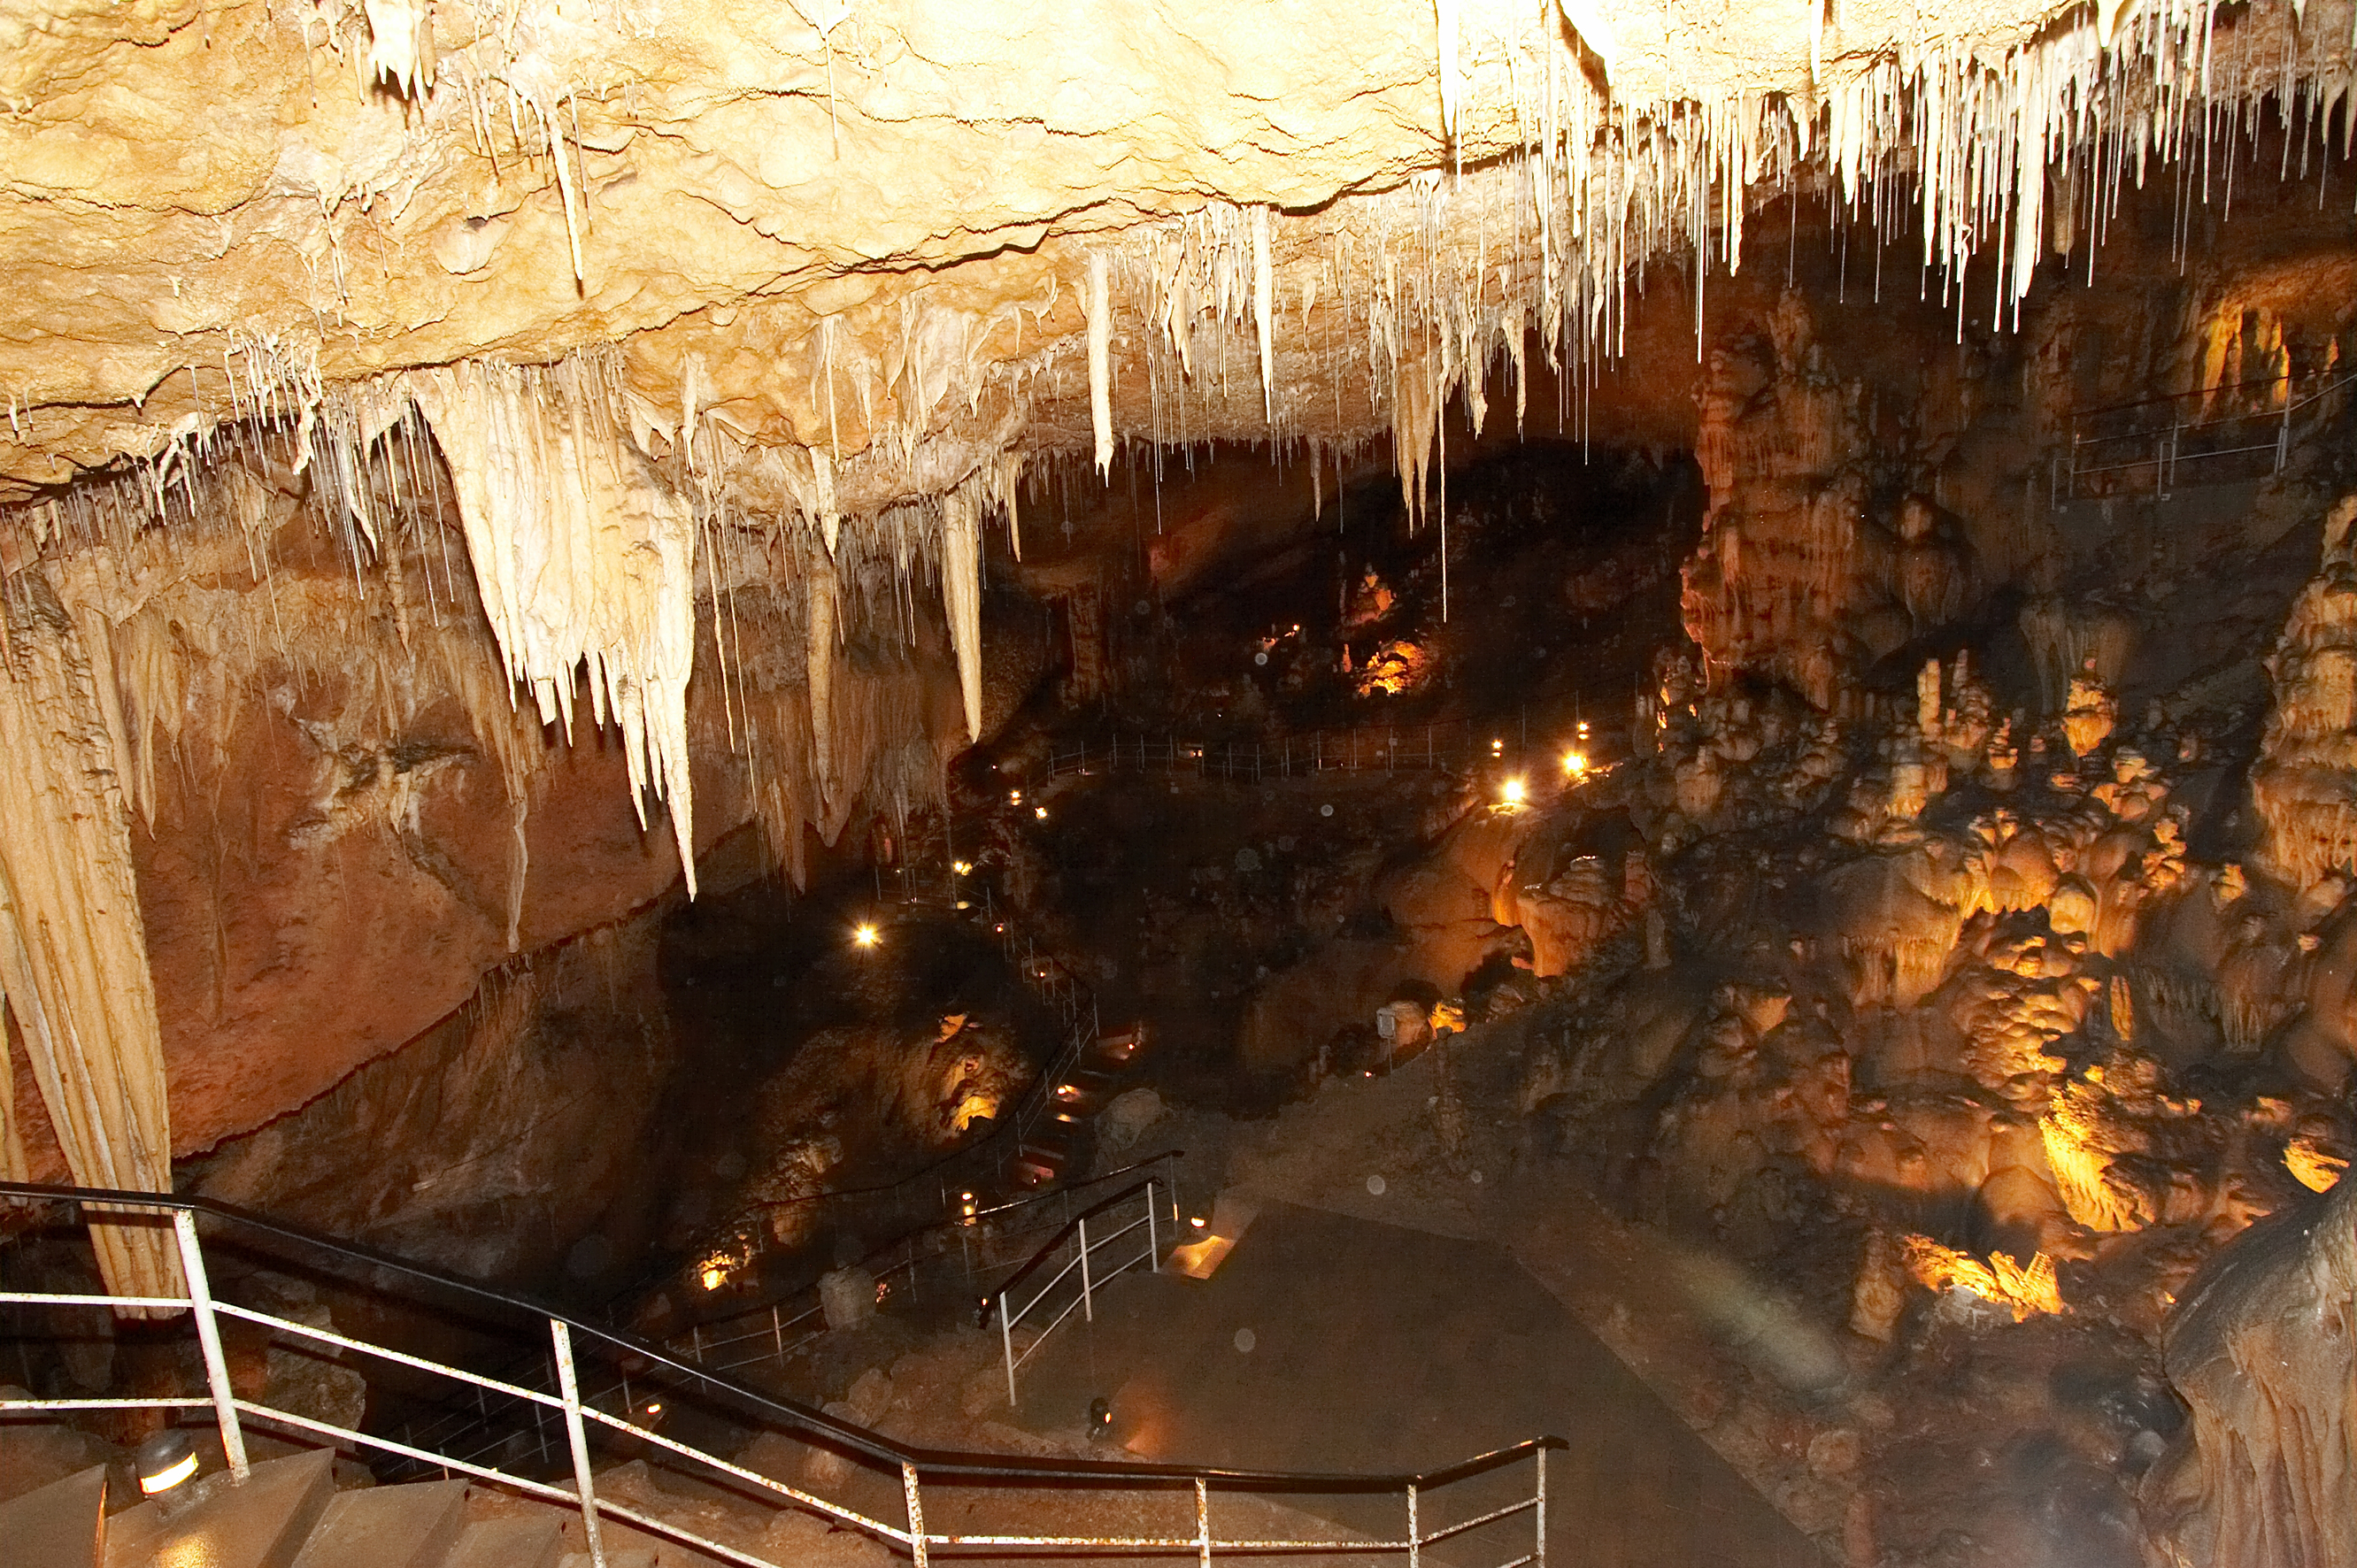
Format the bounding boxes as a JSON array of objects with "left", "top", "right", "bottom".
[
  {"left": 2, "top": 1180, "right": 1560, "bottom": 1568},
  {"left": 2, "top": 1449, "right": 579, "bottom": 1568}
]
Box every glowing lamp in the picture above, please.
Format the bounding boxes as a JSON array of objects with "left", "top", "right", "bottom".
[
  {"left": 1190, "top": 1216, "right": 1209, "bottom": 1230},
  {"left": 1009, "top": 789, "right": 1023, "bottom": 804},
  {"left": 643, "top": 1401, "right": 663, "bottom": 1418},
  {"left": 1500, "top": 777, "right": 1527, "bottom": 807},
  {"left": 136, "top": 1430, "right": 198, "bottom": 1496},
  {"left": 959, "top": 1191, "right": 979, "bottom": 1225},
  {"left": 852, "top": 923, "right": 880, "bottom": 949},
  {"left": 1490, "top": 738, "right": 1506, "bottom": 755},
  {"left": 1034, "top": 806, "right": 1049, "bottom": 820},
  {"left": 699, "top": 1263, "right": 728, "bottom": 1291},
  {"left": 1562, "top": 750, "right": 1588, "bottom": 776},
  {"left": 952, "top": 860, "right": 973, "bottom": 876}
]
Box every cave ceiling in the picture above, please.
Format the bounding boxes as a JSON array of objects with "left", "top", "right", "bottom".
[{"left": 2, "top": 0, "right": 2348, "bottom": 509}]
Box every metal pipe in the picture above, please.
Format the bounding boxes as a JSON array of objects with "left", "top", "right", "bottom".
[
  {"left": 1535, "top": 1444, "right": 1548, "bottom": 1568},
  {"left": 1407, "top": 1481, "right": 1420, "bottom": 1568},
  {"left": 172, "top": 1210, "right": 250, "bottom": 1481},
  {"left": 904, "top": 1464, "right": 930, "bottom": 1568},
  {"left": 1197, "top": 1478, "right": 1212, "bottom": 1568},
  {"left": 551, "top": 1319, "right": 608, "bottom": 1568},
  {"left": 1079, "top": 1217, "right": 1094, "bottom": 1322},
  {"left": 1000, "top": 1290, "right": 1018, "bottom": 1408}
]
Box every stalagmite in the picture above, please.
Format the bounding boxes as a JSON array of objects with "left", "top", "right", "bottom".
[
  {"left": 0, "top": 593, "right": 180, "bottom": 1308},
  {"left": 1089, "top": 252, "right": 1114, "bottom": 478},
  {"left": 412, "top": 360, "right": 704, "bottom": 895},
  {"left": 941, "top": 489, "right": 985, "bottom": 744}
]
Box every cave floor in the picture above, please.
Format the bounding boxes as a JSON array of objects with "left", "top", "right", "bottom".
[{"left": 1014, "top": 1200, "right": 1819, "bottom": 1568}]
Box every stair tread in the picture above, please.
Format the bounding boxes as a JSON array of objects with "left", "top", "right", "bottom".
[
  {"left": 289, "top": 1479, "right": 469, "bottom": 1568},
  {"left": 0, "top": 1462, "right": 107, "bottom": 1568},
  {"left": 444, "top": 1517, "right": 564, "bottom": 1568},
  {"left": 105, "top": 1449, "right": 335, "bottom": 1568}
]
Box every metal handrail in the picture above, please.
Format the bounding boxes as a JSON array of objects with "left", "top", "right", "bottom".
[
  {"left": 989, "top": 1175, "right": 1170, "bottom": 1409},
  {"left": 0, "top": 1179, "right": 1562, "bottom": 1487},
  {"left": 2053, "top": 367, "right": 2357, "bottom": 503}
]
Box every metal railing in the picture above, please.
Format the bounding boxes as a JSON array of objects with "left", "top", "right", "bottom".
[
  {"left": 2052, "top": 368, "right": 2357, "bottom": 503},
  {"left": 1036, "top": 725, "right": 1503, "bottom": 787},
  {"left": 0, "top": 1180, "right": 1560, "bottom": 1568},
  {"left": 643, "top": 903, "right": 1110, "bottom": 1321},
  {"left": 385, "top": 1151, "right": 1187, "bottom": 1478},
  {"left": 991, "top": 1175, "right": 1172, "bottom": 1409}
]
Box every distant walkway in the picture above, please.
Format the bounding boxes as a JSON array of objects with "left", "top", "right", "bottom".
[{"left": 1019, "top": 1200, "right": 1820, "bottom": 1568}]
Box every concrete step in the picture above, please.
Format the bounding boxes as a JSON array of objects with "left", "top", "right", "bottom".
[
  {"left": 105, "top": 1448, "right": 335, "bottom": 1568},
  {"left": 0, "top": 1462, "right": 108, "bottom": 1568},
  {"left": 289, "top": 1479, "right": 469, "bottom": 1568},
  {"left": 443, "top": 1517, "right": 564, "bottom": 1568}
]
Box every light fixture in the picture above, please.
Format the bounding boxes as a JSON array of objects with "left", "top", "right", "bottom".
[
  {"left": 136, "top": 1429, "right": 198, "bottom": 1497},
  {"left": 1034, "top": 805, "right": 1049, "bottom": 820},
  {"left": 1008, "top": 789, "right": 1023, "bottom": 804},
  {"left": 852, "top": 923, "right": 880, "bottom": 949},
  {"left": 1490, "top": 737, "right": 1506, "bottom": 755},
  {"left": 700, "top": 1262, "right": 728, "bottom": 1290},
  {"left": 643, "top": 1401, "right": 664, "bottom": 1418},
  {"left": 1562, "top": 750, "right": 1588, "bottom": 776},
  {"left": 959, "top": 1190, "right": 979, "bottom": 1224},
  {"left": 1190, "top": 1215, "right": 1209, "bottom": 1230},
  {"left": 952, "top": 860, "right": 973, "bottom": 876},
  {"left": 1500, "top": 776, "right": 1527, "bottom": 807},
  {"left": 1089, "top": 1395, "right": 1115, "bottom": 1439}
]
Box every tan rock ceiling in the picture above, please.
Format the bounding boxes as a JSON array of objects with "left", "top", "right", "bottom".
[{"left": 3, "top": 0, "right": 2349, "bottom": 509}]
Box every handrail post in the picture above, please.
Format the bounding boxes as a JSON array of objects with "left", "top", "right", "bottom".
[
  {"left": 903, "top": 1463, "right": 929, "bottom": 1568},
  {"left": 1079, "top": 1217, "right": 1094, "bottom": 1322},
  {"left": 1000, "top": 1289, "right": 1018, "bottom": 1407},
  {"left": 1535, "top": 1445, "right": 1548, "bottom": 1568},
  {"left": 171, "top": 1210, "right": 250, "bottom": 1482},
  {"left": 1406, "top": 1481, "right": 1420, "bottom": 1568},
  {"left": 1145, "top": 1180, "right": 1159, "bottom": 1268},
  {"left": 1197, "top": 1476, "right": 1212, "bottom": 1568},
  {"left": 551, "top": 1319, "right": 607, "bottom": 1568}
]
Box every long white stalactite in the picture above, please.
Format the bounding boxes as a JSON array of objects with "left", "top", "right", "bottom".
[
  {"left": 0, "top": 593, "right": 181, "bottom": 1308},
  {"left": 411, "top": 359, "right": 704, "bottom": 896}
]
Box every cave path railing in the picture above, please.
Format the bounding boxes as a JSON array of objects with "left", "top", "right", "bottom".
[
  {"left": 2053, "top": 366, "right": 2357, "bottom": 503},
  {"left": 384, "top": 1149, "right": 1187, "bottom": 1480},
  {"left": 989, "top": 1173, "right": 1173, "bottom": 1410},
  {"left": 0, "top": 1180, "right": 1560, "bottom": 1568}
]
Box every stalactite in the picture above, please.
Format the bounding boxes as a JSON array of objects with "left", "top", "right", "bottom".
[
  {"left": 1253, "top": 204, "right": 1277, "bottom": 421},
  {"left": 807, "top": 551, "right": 838, "bottom": 802},
  {"left": 0, "top": 581, "right": 181, "bottom": 1310},
  {"left": 940, "top": 488, "right": 984, "bottom": 744},
  {"left": 1088, "top": 251, "right": 1114, "bottom": 478},
  {"left": 411, "top": 358, "right": 703, "bottom": 895}
]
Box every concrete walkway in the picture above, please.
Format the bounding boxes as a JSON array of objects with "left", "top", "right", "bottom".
[{"left": 1015, "top": 1200, "right": 1821, "bottom": 1568}]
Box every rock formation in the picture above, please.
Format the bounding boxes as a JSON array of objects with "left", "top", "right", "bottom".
[{"left": 2143, "top": 1172, "right": 2357, "bottom": 1568}]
